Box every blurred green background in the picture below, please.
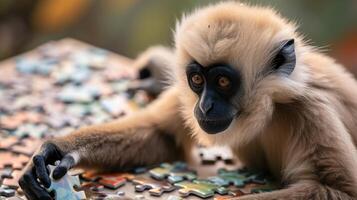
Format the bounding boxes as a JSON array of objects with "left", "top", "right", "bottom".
[{"left": 0, "top": 0, "right": 356, "bottom": 73}]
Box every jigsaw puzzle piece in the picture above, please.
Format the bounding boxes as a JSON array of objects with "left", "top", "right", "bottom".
[
  {"left": 81, "top": 171, "right": 134, "bottom": 189},
  {"left": 57, "top": 85, "right": 95, "bottom": 103},
  {"left": 78, "top": 182, "right": 104, "bottom": 192},
  {"left": 0, "top": 167, "right": 13, "bottom": 179},
  {"left": 213, "top": 189, "right": 246, "bottom": 200},
  {"left": 132, "top": 176, "right": 175, "bottom": 196},
  {"left": 10, "top": 137, "right": 42, "bottom": 156},
  {"left": 0, "top": 135, "right": 19, "bottom": 150},
  {"left": 149, "top": 162, "right": 197, "bottom": 183},
  {"left": 81, "top": 171, "right": 101, "bottom": 181},
  {"left": 174, "top": 180, "right": 228, "bottom": 198},
  {"left": 13, "top": 124, "right": 48, "bottom": 138},
  {"left": 198, "top": 146, "right": 234, "bottom": 164},
  {"left": 3, "top": 170, "right": 22, "bottom": 189},
  {"left": 167, "top": 195, "right": 183, "bottom": 200},
  {"left": 98, "top": 173, "right": 134, "bottom": 189},
  {"left": 0, "top": 186, "right": 16, "bottom": 197},
  {"left": 208, "top": 168, "right": 252, "bottom": 187},
  {"left": 47, "top": 165, "right": 86, "bottom": 200},
  {"left": 209, "top": 168, "right": 275, "bottom": 188},
  {"left": 0, "top": 152, "right": 29, "bottom": 169}
]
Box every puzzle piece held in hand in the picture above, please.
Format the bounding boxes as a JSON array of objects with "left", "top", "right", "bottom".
[
  {"left": 132, "top": 176, "right": 175, "bottom": 196},
  {"left": 47, "top": 165, "right": 86, "bottom": 200},
  {"left": 174, "top": 180, "right": 228, "bottom": 198},
  {"left": 198, "top": 146, "right": 234, "bottom": 164},
  {"left": 149, "top": 162, "right": 197, "bottom": 183}
]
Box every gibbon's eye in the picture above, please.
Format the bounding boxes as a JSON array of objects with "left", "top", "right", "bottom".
[
  {"left": 217, "top": 76, "right": 230, "bottom": 89},
  {"left": 191, "top": 74, "right": 204, "bottom": 85}
]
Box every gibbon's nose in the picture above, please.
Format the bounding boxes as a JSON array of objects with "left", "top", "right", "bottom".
[{"left": 199, "top": 97, "right": 214, "bottom": 114}]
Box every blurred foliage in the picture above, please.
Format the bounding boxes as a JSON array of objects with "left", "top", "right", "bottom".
[{"left": 0, "top": 0, "right": 356, "bottom": 71}]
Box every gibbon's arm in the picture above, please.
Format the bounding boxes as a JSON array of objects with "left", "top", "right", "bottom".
[
  {"left": 19, "top": 87, "right": 192, "bottom": 200},
  {"left": 236, "top": 96, "right": 357, "bottom": 200}
]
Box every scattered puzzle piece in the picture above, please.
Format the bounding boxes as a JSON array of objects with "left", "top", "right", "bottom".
[
  {"left": 0, "top": 167, "right": 13, "bottom": 179},
  {"left": 81, "top": 172, "right": 134, "bottom": 189},
  {"left": 0, "top": 152, "right": 29, "bottom": 169},
  {"left": 13, "top": 124, "right": 48, "bottom": 138},
  {"left": 208, "top": 168, "right": 251, "bottom": 187},
  {"left": 213, "top": 189, "right": 246, "bottom": 200},
  {"left": 198, "top": 146, "right": 234, "bottom": 164},
  {"left": 3, "top": 170, "right": 22, "bottom": 189},
  {"left": 149, "top": 162, "right": 197, "bottom": 183},
  {"left": 167, "top": 195, "right": 183, "bottom": 200},
  {"left": 78, "top": 182, "right": 104, "bottom": 192},
  {"left": 0, "top": 135, "right": 19, "bottom": 149},
  {"left": 10, "top": 137, "right": 42, "bottom": 156},
  {"left": 57, "top": 85, "right": 97, "bottom": 103},
  {"left": 47, "top": 165, "right": 86, "bottom": 200},
  {"left": 81, "top": 171, "right": 101, "bottom": 182},
  {"left": 132, "top": 176, "right": 175, "bottom": 196},
  {"left": 98, "top": 173, "right": 134, "bottom": 189},
  {"left": 174, "top": 180, "right": 228, "bottom": 198},
  {"left": 209, "top": 168, "right": 273, "bottom": 188},
  {"left": 0, "top": 186, "right": 16, "bottom": 197}
]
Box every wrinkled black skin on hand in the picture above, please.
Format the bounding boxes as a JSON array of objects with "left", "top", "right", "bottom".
[
  {"left": 18, "top": 143, "right": 74, "bottom": 200},
  {"left": 187, "top": 63, "right": 241, "bottom": 134}
]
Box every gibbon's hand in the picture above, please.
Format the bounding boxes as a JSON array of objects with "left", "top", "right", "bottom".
[{"left": 19, "top": 143, "right": 76, "bottom": 200}]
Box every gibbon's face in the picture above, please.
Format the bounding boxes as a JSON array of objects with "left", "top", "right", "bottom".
[
  {"left": 175, "top": 2, "right": 302, "bottom": 143},
  {"left": 186, "top": 62, "right": 241, "bottom": 133}
]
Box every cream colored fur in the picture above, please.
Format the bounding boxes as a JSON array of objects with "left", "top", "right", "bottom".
[
  {"left": 22, "top": 2, "right": 357, "bottom": 199},
  {"left": 174, "top": 2, "right": 357, "bottom": 199}
]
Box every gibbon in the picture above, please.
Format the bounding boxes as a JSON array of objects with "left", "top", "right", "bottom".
[{"left": 19, "top": 2, "right": 357, "bottom": 200}]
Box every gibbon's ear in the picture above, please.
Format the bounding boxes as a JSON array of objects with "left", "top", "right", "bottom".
[{"left": 271, "top": 39, "right": 296, "bottom": 76}]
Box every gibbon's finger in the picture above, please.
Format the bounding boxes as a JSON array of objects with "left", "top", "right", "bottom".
[
  {"left": 40, "top": 143, "right": 64, "bottom": 164},
  {"left": 19, "top": 175, "right": 38, "bottom": 200},
  {"left": 52, "top": 154, "right": 76, "bottom": 180},
  {"left": 33, "top": 155, "right": 51, "bottom": 188},
  {"left": 20, "top": 169, "right": 52, "bottom": 200}
]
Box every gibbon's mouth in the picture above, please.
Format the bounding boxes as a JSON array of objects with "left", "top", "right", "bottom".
[{"left": 197, "top": 116, "right": 234, "bottom": 134}]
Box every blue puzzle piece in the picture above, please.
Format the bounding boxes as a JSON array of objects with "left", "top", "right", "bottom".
[{"left": 47, "top": 165, "right": 86, "bottom": 200}]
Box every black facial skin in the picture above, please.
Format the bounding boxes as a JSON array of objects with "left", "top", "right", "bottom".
[
  {"left": 186, "top": 39, "right": 295, "bottom": 134},
  {"left": 186, "top": 62, "right": 241, "bottom": 134}
]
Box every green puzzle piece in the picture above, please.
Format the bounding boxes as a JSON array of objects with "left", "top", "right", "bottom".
[
  {"left": 208, "top": 168, "right": 270, "bottom": 187},
  {"left": 149, "top": 162, "right": 197, "bottom": 183},
  {"left": 47, "top": 165, "right": 86, "bottom": 200},
  {"left": 174, "top": 180, "right": 228, "bottom": 198}
]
